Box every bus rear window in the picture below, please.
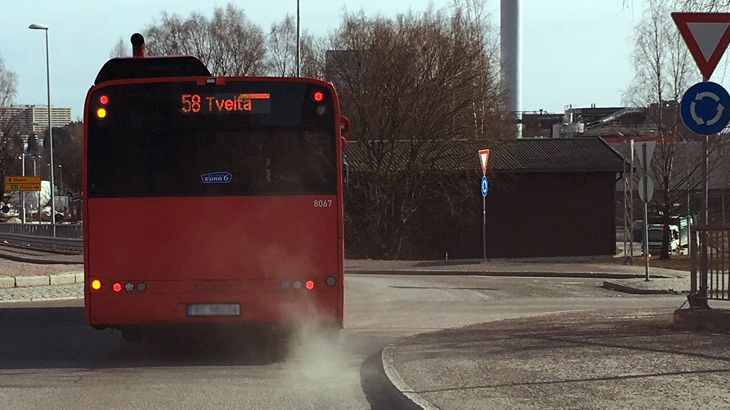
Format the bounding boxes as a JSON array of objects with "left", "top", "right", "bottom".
[{"left": 87, "top": 81, "right": 336, "bottom": 198}]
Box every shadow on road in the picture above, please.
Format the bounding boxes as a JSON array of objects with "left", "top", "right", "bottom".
[
  {"left": 360, "top": 351, "right": 420, "bottom": 410},
  {"left": 0, "top": 307, "right": 289, "bottom": 369}
]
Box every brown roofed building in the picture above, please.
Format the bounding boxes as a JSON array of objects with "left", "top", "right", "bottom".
[{"left": 345, "top": 137, "right": 625, "bottom": 259}]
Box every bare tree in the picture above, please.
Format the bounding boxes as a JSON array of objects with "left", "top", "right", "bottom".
[
  {"left": 625, "top": 0, "right": 728, "bottom": 259},
  {"left": 0, "top": 57, "right": 21, "bottom": 206},
  {"left": 332, "top": 3, "right": 511, "bottom": 258},
  {"left": 266, "top": 15, "right": 297, "bottom": 76},
  {"left": 265, "top": 15, "right": 324, "bottom": 78},
  {"left": 0, "top": 57, "right": 16, "bottom": 109},
  {"left": 144, "top": 3, "right": 266, "bottom": 76},
  {"left": 299, "top": 34, "right": 327, "bottom": 79},
  {"left": 38, "top": 122, "right": 82, "bottom": 196},
  {"left": 676, "top": 0, "right": 730, "bottom": 10},
  {"left": 109, "top": 37, "right": 130, "bottom": 58}
]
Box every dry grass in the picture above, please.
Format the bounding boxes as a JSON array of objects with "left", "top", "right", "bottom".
[{"left": 609, "top": 255, "right": 692, "bottom": 272}]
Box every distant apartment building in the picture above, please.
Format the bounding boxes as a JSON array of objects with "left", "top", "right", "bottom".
[{"left": 0, "top": 105, "right": 72, "bottom": 134}]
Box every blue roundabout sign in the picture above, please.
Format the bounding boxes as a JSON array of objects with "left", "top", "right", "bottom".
[{"left": 680, "top": 81, "right": 730, "bottom": 136}]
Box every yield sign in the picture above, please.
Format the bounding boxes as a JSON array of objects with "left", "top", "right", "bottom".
[
  {"left": 478, "top": 149, "right": 490, "bottom": 176},
  {"left": 671, "top": 13, "right": 730, "bottom": 80}
]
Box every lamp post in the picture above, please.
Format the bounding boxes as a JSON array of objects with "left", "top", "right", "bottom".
[
  {"left": 20, "top": 135, "right": 28, "bottom": 224},
  {"left": 57, "top": 164, "right": 63, "bottom": 194},
  {"left": 29, "top": 23, "right": 55, "bottom": 234},
  {"left": 296, "top": 0, "right": 300, "bottom": 77}
]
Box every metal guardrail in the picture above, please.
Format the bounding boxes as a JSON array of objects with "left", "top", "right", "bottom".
[
  {"left": 0, "top": 223, "right": 82, "bottom": 239},
  {"left": 689, "top": 225, "right": 730, "bottom": 308},
  {"left": 0, "top": 224, "right": 83, "bottom": 253}
]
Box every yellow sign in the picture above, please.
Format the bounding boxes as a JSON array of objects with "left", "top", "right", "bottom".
[{"left": 4, "top": 176, "right": 41, "bottom": 192}]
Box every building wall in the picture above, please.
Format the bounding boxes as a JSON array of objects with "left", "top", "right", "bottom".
[{"left": 408, "top": 171, "right": 618, "bottom": 259}]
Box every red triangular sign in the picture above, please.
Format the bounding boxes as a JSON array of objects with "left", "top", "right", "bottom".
[
  {"left": 478, "top": 149, "right": 490, "bottom": 176},
  {"left": 672, "top": 12, "right": 730, "bottom": 80}
]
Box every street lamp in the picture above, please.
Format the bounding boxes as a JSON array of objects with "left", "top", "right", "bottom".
[{"left": 29, "top": 23, "right": 56, "bottom": 234}]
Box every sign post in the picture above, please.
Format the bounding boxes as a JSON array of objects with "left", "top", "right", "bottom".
[
  {"left": 4, "top": 176, "right": 42, "bottom": 224},
  {"left": 636, "top": 143, "right": 654, "bottom": 281},
  {"left": 673, "top": 12, "right": 730, "bottom": 307},
  {"left": 478, "top": 149, "right": 490, "bottom": 261}
]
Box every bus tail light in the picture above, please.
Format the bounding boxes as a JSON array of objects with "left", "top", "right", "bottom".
[
  {"left": 313, "top": 91, "right": 324, "bottom": 102},
  {"left": 99, "top": 95, "right": 109, "bottom": 105},
  {"left": 136, "top": 282, "right": 147, "bottom": 292},
  {"left": 326, "top": 276, "right": 337, "bottom": 287},
  {"left": 96, "top": 108, "right": 107, "bottom": 119},
  {"left": 112, "top": 282, "right": 122, "bottom": 293},
  {"left": 91, "top": 279, "right": 102, "bottom": 291},
  {"left": 305, "top": 280, "right": 315, "bottom": 291}
]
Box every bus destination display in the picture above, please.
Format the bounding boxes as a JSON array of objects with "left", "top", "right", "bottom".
[{"left": 180, "top": 93, "right": 271, "bottom": 114}]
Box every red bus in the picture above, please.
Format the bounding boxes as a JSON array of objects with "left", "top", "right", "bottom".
[{"left": 83, "top": 38, "right": 346, "bottom": 337}]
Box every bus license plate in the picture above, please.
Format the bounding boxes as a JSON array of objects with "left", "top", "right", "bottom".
[{"left": 186, "top": 304, "right": 240, "bottom": 317}]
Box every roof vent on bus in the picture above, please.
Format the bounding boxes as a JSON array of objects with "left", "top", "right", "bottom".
[{"left": 131, "top": 33, "right": 146, "bottom": 58}]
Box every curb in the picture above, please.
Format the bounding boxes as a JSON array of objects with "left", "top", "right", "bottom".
[
  {"left": 381, "top": 345, "right": 438, "bottom": 410},
  {"left": 602, "top": 280, "right": 684, "bottom": 295},
  {"left": 0, "top": 296, "right": 83, "bottom": 304},
  {"left": 348, "top": 270, "right": 674, "bottom": 280},
  {"left": 0, "top": 253, "right": 82, "bottom": 265},
  {"left": 0, "top": 272, "right": 84, "bottom": 289},
  {"left": 673, "top": 308, "right": 730, "bottom": 333}
]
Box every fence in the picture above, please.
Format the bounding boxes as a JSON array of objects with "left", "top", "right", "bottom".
[
  {"left": 689, "top": 225, "right": 730, "bottom": 307},
  {"left": 0, "top": 223, "right": 82, "bottom": 239},
  {"left": 0, "top": 223, "right": 83, "bottom": 253}
]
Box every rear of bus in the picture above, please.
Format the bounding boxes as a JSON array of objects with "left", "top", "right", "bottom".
[{"left": 84, "top": 73, "right": 345, "bottom": 331}]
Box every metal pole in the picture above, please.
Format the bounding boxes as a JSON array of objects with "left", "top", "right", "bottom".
[
  {"left": 643, "top": 143, "right": 650, "bottom": 281},
  {"left": 629, "top": 140, "right": 635, "bottom": 265},
  {"left": 296, "top": 0, "right": 300, "bottom": 77},
  {"left": 686, "top": 139, "right": 691, "bottom": 256},
  {"left": 482, "top": 196, "right": 486, "bottom": 261},
  {"left": 21, "top": 152, "right": 26, "bottom": 224},
  {"left": 705, "top": 135, "right": 710, "bottom": 225},
  {"left": 43, "top": 29, "right": 56, "bottom": 235},
  {"left": 700, "top": 135, "right": 709, "bottom": 300}
]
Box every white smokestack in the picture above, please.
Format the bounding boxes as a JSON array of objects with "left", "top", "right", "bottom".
[{"left": 501, "top": 0, "right": 521, "bottom": 137}]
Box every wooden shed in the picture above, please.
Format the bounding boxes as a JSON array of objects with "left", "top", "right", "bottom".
[{"left": 345, "top": 137, "right": 625, "bottom": 259}]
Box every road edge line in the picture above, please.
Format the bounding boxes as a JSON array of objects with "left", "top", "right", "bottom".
[
  {"left": 348, "top": 270, "right": 674, "bottom": 279},
  {"left": 381, "top": 345, "right": 439, "bottom": 410},
  {"left": 0, "top": 296, "right": 83, "bottom": 304}
]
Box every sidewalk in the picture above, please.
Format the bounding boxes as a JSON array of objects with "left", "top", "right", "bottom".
[
  {"left": 346, "top": 258, "right": 688, "bottom": 280},
  {"left": 0, "top": 246, "right": 83, "bottom": 289},
  {"left": 382, "top": 309, "right": 730, "bottom": 409}
]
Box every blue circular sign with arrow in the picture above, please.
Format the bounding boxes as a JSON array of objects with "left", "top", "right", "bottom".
[
  {"left": 481, "top": 176, "right": 489, "bottom": 198},
  {"left": 680, "top": 81, "right": 730, "bottom": 136}
]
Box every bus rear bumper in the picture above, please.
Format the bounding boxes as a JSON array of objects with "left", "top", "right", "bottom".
[{"left": 87, "top": 291, "right": 342, "bottom": 328}]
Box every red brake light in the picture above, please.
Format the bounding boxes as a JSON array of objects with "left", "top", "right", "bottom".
[
  {"left": 313, "top": 91, "right": 324, "bottom": 103},
  {"left": 99, "top": 95, "right": 109, "bottom": 105},
  {"left": 112, "top": 282, "right": 122, "bottom": 293},
  {"left": 305, "top": 280, "right": 315, "bottom": 290}
]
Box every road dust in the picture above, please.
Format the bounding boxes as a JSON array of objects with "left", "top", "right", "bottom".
[{"left": 279, "top": 304, "right": 362, "bottom": 403}]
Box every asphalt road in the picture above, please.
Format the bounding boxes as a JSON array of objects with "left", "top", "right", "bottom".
[{"left": 0, "top": 275, "right": 685, "bottom": 409}]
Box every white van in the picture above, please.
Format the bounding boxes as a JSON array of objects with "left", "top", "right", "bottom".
[{"left": 646, "top": 224, "right": 680, "bottom": 255}]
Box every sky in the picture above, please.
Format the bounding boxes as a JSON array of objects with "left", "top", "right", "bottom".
[{"left": 0, "top": 0, "right": 713, "bottom": 120}]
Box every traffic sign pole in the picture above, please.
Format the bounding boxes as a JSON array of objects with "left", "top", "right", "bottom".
[
  {"left": 480, "top": 175, "right": 489, "bottom": 261},
  {"left": 482, "top": 195, "right": 486, "bottom": 262},
  {"left": 478, "top": 150, "right": 490, "bottom": 262},
  {"left": 642, "top": 144, "right": 650, "bottom": 281}
]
